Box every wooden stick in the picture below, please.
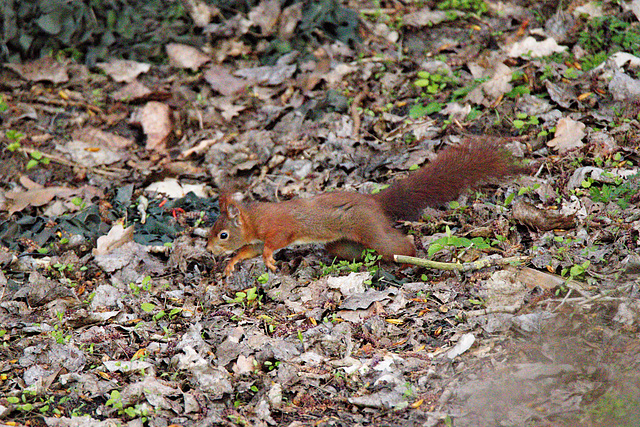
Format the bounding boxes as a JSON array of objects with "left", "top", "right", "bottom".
[{"left": 393, "top": 254, "right": 529, "bottom": 271}]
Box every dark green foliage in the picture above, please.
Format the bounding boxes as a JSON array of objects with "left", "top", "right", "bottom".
[
  {"left": 1, "top": 0, "right": 194, "bottom": 64},
  {"left": 578, "top": 16, "right": 640, "bottom": 57},
  {"left": 589, "top": 172, "right": 639, "bottom": 209},
  {"left": 1, "top": 0, "right": 360, "bottom": 65}
]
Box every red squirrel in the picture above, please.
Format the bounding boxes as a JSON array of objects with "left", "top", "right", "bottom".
[{"left": 207, "top": 139, "right": 525, "bottom": 276}]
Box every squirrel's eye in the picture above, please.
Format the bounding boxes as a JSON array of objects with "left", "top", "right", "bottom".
[{"left": 219, "top": 231, "right": 229, "bottom": 240}]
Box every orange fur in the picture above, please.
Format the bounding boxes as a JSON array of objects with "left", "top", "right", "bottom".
[{"left": 207, "top": 139, "right": 525, "bottom": 276}]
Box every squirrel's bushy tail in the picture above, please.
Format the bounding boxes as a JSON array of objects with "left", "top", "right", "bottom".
[{"left": 373, "top": 138, "right": 527, "bottom": 221}]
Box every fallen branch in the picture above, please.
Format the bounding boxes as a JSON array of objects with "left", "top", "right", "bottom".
[{"left": 393, "top": 254, "right": 529, "bottom": 272}]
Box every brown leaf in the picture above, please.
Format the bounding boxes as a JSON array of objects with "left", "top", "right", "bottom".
[
  {"left": 112, "top": 81, "right": 153, "bottom": 102},
  {"left": 5, "top": 56, "right": 69, "bottom": 83},
  {"left": 4, "top": 187, "right": 78, "bottom": 215},
  {"left": 512, "top": 200, "right": 576, "bottom": 231},
  {"left": 166, "top": 43, "right": 211, "bottom": 70},
  {"left": 97, "top": 59, "right": 151, "bottom": 83},
  {"left": 204, "top": 65, "right": 248, "bottom": 96},
  {"left": 130, "top": 102, "right": 173, "bottom": 152},
  {"left": 547, "top": 117, "right": 585, "bottom": 153}
]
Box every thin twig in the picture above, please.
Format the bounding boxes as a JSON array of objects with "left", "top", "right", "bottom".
[{"left": 393, "top": 254, "right": 529, "bottom": 271}]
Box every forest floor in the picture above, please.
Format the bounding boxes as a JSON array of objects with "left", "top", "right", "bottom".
[{"left": 1, "top": 0, "right": 640, "bottom": 426}]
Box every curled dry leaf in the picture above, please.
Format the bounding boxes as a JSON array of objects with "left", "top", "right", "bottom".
[
  {"left": 547, "top": 117, "right": 585, "bottom": 153},
  {"left": 5, "top": 56, "right": 69, "bottom": 83},
  {"left": 96, "top": 59, "right": 151, "bottom": 83},
  {"left": 204, "top": 65, "right": 248, "bottom": 96},
  {"left": 512, "top": 199, "right": 576, "bottom": 231},
  {"left": 130, "top": 101, "right": 173, "bottom": 152},
  {"left": 166, "top": 43, "right": 211, "bottom": 70},
  {"left": 507, "top": 36, "right": 567, "bottom": 58},
  {"left": 93, "top": 223, "right": 134, "bottom": 256}
]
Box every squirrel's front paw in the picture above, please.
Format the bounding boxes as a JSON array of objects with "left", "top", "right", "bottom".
[
  {"left": 223, "top": 261, "right": 237, "bottom": 277},
  {"left": 264, "top": 256, "right": 278, "bottom": 272}
]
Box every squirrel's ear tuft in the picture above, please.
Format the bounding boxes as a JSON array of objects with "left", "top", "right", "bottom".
[{"left": 227, "top": 203, "right": 240, "bottom": 219}]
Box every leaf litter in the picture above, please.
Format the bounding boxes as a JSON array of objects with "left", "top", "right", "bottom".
[{"left": 1, "top": 1, "right": 640, "bottom": 426}]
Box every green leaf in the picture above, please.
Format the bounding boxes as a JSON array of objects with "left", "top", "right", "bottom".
[
  {"left": 504, "top": 192, "right": 515, "bottom": 205},
  {"left": 26, "top": 159, "right": 39, "bottom": 170},
  {"left": 36, "top": 13, "right": 62, "bottom": 35},
  {"left": 424, "top": 102, "right": 443, "bottom": 115},
  {"left": 409, "top": 104, "right": 428, "bottom": 118},
  {"left": 428, "top": 243, "right": 445, "bottom": 257},
  {"left": 140, "top": 302, "right": 155, "bottom": 312}
]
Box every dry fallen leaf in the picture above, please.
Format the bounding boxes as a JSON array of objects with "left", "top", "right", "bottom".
[
  {"left": 93, "top": 222, "right": 135, "bottom": 256},
  {"left": 547, "top": 117, "right": 585, "bottom": 153},
  {"left": 112, "top": 81, "right": 153, "bottom": 102},
  {"left": 508, "top": 36, "right": 567, "bottom": 58},
  {"left": 5, "top": 56, "right": 69, "bottom": 83},
  {"left": 248, "top": 0, "right": 281, "bottom": 36},
  {"left": 512, "top": 199, "right": 576, "bottom": 231},
  {"left": 73, "top": 127, "right": 134, "bottom": 149},
  {"left": 130, "top": 101, "right": 173, "bottom": 152},
  {"left": 97, "top": 59, "right": 151, "bottom": 83},
  {"left": 166, "top": 43, "right": 211, "bottom": 70},
  {"left": 466, "top": 62, "right": 513, "bottom": 106},
  {"left": 4, "top": 187, "right": 79, "bottom": 215},
  {"left": 204, "top": 65, "right": 248, "bottom": 96}
]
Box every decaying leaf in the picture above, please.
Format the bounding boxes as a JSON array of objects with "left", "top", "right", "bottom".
[
  {"left": 97, "top": 59, "right": 151, "bottom": 83},
  {"left": 4, "top": 187, "right": 79, "bottom": 215},
  {"left": 130, "top": 101, "right": 173, "bottom": 152},
  {"left": 512, "top": 199, "right": 576, "bottom": 231},
  {"left": 93, "top": 222, "right": 134, "bottom": 256},
  {"left": 5, "top": 56, "right": 69, "bottom": 83},
  {"left": 547, "top": 117, "right": 585, "bottom": 153},
  {"left": 166, "top": 43, "right": 211, "bottom": 70},
  {"left": 508, "top": 36, "right": 567, "bottom": 58}
]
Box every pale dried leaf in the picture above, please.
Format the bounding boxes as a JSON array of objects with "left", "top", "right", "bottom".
[
  {"left": 182, "top": 0, "right": 218, "bottom": 26},
  {"left": 547, "top": 117, "right": 585, "bottom": 153},
  {"left": 93, "top": 223, "right": 134, "bottom": 256},
  {"left": 279, "top": 2, "right": 303, "bottom": 39},
  {"left": 97, "top": 59, "right": 151, "bottom": 83},
  {"left": 248, "top": 0, "right": 281, "bottom": 36},
  {"left": 166, "top": 43, "right": 211, "bottom": 70},
  {"left": 145, "top": 178, "right": 208, "bottom": 198},
  {"left": 508, "top": 37, "right": 567, "bottom": 58},
  {"left": 204, "top": 65, "right": 248, "bottom": 96},
  {"left": 131, "top": 102, "right": 173, "bottom": 152},
  {"left": 5, "top": 57, "right": 69, "bottom": 83},
  {"left": 235, "top": 62, "right": 297, "bottom": 85},
  {"left": 404, "top": 8, "right": 460, "bottom": 26}
]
